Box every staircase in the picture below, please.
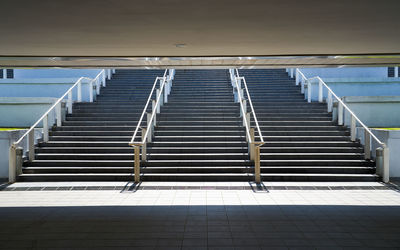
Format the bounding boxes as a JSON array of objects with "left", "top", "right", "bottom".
[
  {"left": 20, "top": 69, "right": 163, "bottom": 181},
  {"left": 19, "top": 69, "right": 377, "bottom": 182},
  {"left": 239, "top": 69, "right": 377, "bottom": 181},
  {"left": 142, "top": 69, "right": 250, "bottom": 181}
]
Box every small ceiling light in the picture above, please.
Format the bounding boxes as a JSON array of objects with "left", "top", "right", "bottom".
[{"left": 175, "top": 43, "right": 186, "bottom": 48}]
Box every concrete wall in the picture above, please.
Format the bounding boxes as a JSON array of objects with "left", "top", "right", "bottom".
[
  {"left": 13, "top": 69, "right": 102, "bottom": 79},
  {"left": 0, "top": 97, "right": 63, "bottom": 127},
  {"left": 305, "top": 78, "right": 400, "bottom": 102},
  {"left": 356, "top": 128, "right": 400, "bottom": 178},
  {"left": 0, "top": 79, "right": 93, "bottom": 101},
  {"left": 0, "top": 129, "right": 42, "bottom": 180},
  {"left": 341, "top": 96, "right": 400, "bottom": 127},
  {"left": 300, "top": 67, "right": 388, "bottom": 78}
]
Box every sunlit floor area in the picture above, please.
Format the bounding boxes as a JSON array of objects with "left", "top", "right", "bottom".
[{"left": 1, "top": 182, "right": 400, "bottom": 250}]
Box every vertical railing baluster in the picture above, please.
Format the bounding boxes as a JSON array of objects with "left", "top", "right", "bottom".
[
  {"left": 364, "top": 129, "right": 371, "bottom": 160},
  {"left": 255, "top": 146, "right": 261, "bottom": 184},
  {"left": 318, "top": 79, "right": 323, "bottom": 102},
  {"left": 77, "top": 80, "right": 82, "bottom": 102},
  {"left": 338, "top": 102, "right": 344, "bottom": 125},
  {"left": 67, "top": 91, "right": 73, "bottom": 114},
  {"left": 307, "top": 80, "right": 312, "bottom": 103},
  {"left": 43, "top": 115, "right": 49, "bottom": 142},
  {"left": 142, "top": 128, "right": 147, "bottom": 161},
  {"left": 350, "top": 115, "right": 356, "bottom": 141},
  {"left": 56, "top": 102, "right": 62, "bottom": 127},
  {"left": 28, "top": 130, "right": 35, "bottom": 161}
]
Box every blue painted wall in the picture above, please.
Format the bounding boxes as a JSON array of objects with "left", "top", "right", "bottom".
[
  {"left": 305, "top": 78, "right": 400, "bottom": 101},
  {"left": 300, "top": 67, "right": 388, "bottom": 79},
  {"left": 14, "top": 69, "right": 102, "bottom": 79},
  {"left": 0, "top": 82, "right": 93, "bottom": 102}
]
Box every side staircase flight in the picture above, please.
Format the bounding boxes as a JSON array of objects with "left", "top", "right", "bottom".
[
  {"left": 14, "top": 68, "right": 379, "bottom": 182},
  {"left": 19, "top": 70, "right": 164, "bottom": 181},
  {"left": 238, "top": 69, "right": 378, "bottom": 181}
]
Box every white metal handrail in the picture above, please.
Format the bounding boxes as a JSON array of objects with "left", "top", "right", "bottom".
[
  {"left": 287, "top": 68, "right": 390, "bottom": 182},
  {"left": 229, "top": 69, "right": 264, "bottom": 183},
  {"left": 235, "top": 69, "right": 264, "bottom": 144},
  {"left": 129, "top": 69, "right": 175, "bottom": 183},
  {"left": 9, "top": 69, "right": 114, "bottom": 182},
  {"left": 129, "top": 69, "right": 168, "bottom": 145},
  {"left": 308, "top": 76, "right": 385, "bottom": 146}
]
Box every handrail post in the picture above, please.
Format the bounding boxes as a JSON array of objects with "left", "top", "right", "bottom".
[
  {"left": 327, "top": 92, "right": 333, "bottom": 112},
  {"left": 156, "top": 89, "right": 162, "bottom": 112},
  {"left": 255, "top": 146, "right": 261, "bottom": 184},
  {"left": 237, "top": 77, "right": 242, "bottom": 89},
  {"left": 364, "top": 129, "right": 371, "bottom": 160},
  {"left": 318, "top": 79, "right": 323, "bottom": 103},
  {"left": 141, "top": 128, "right": 147, "bottom": 161},
  {"left": 234, "top": 87, "right": 238, "bottom": 103},
  {"left": 300, "top": 76, "right": 305, "bottom": 94},
  {"left": 245, "top": 112, "right": 250, "bottom": 134},
  {"left": 16, "top": 147, "right": 23, "bottom": 176},
  {"left": 147, "top": 112, "right": 153, "bottom": 143},
  {"left": 249, "top": 128, "right": 255, "bottom": 161},
  {"left": 28, "top": 129, "right": 35, "bottom": 161},
  {"left": 43, "top": 115, "right": 49, "bottom": 142},
  {"left": 89, "top": 80, "right": 94, "bottom": 102},
  {"left": 383, "top": 147, "right": 390, "bottom": 183},
  {"left": 295, "top": 69, "right": 299, "bottom": 85},
  {"left": 164, "top": 84, "right": 168, "bottom": 103},
  {"left": 56, "top": 102, "right": 62, "bottom": 127},
  {"left": 8, "top": 146, "right": 16, "bottom": 183},
  {"left": 152, "top": 100, "right": 157, "bottom": 126},
  {"left": 376, "top": 147, "right": 389, "bottom": 183},
  {"left": 102, "top": 71, "right": 106, "bottom": 86},
  {"left": 134, "top": 146, "right": 140, "bottom": 183},
  {"left": 290, "top": 68, "right": 294, "bottom": 78},
  {"left": 338, "top": 102, "right": 344, "bottom": 125},
  {"left": 96, "top": 78, "right": 101, "bottom": 95},
  {"left": 350, "top": 115, "right": 356, "bottom": 141},
  {"left": 240, "top": 99, "right": 247, "bottom": 118},
  {"left": 307, "top": 80, "right": 311, "bottom": 103},
  {"left": 107, "top": 69, "right": 112, "bottom": 80},
  {"left": 67, "top": 92, "right": 73, "bottom": 114},
  {"left": 77, "top": 81, "right": 82, "bottom": 102}
]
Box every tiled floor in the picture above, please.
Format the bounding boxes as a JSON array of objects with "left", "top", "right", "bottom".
[{"left": 0, "top": 182, "right": 400, "bottom": 249}]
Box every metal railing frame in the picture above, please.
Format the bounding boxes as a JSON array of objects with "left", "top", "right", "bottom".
[
  {"left": 229, "top": 69, "right": 265, "bottom": 183},
  {"left": 286, "top": 68, "right": 390, "bottom": 182},
  {"left": 129, "top": 69, "right": 175, "bottom": 183},
  {"left": 8, "top": 69, "right": 115, "bottom": 182}
]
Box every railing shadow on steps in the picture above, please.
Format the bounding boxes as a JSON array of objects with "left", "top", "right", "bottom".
[
  {"left": 129, "top": 69, "right": 175, "bottom": 183},
  {"left": 229, "top": 69, "right": 265, "bottom": 184},
  {"left": 8, "top": 69, "right": 115, "bottom": 183},
  {"left": 286, "top": 68, "right": 390, "bottom": 183}
]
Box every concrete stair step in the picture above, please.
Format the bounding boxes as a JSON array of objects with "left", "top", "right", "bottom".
[{"left": 260, "top": 153, "right": 364, "bottom": 160}]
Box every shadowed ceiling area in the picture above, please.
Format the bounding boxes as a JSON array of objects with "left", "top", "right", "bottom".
[{"left": 0, "top": 0, "right": 399, "bottom": 67}]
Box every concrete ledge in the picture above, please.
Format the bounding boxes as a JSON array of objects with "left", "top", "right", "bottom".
[
  {"left": 342, "top": 96, "right": 400, "bottom": 127},
  {"left": 343, "top": 96, "right": 400, "bottom": 103},
  {"left": 0, "top": 129, "right": 42, "bottom": 179},
  {"left": 356, "top": 128, "right": 400, "bottom": 178},
  {"left": 0, "top": 78, "right": 79, "bottom": 84},
  {"left": 324, "top": 77, "right": 400, "bottom": 83},
  {"left": 0, "top": 97, "right": 59, "bottom": 104},
  {"left": 0, "top": 98, "right": 65, "bottom": 127}
]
